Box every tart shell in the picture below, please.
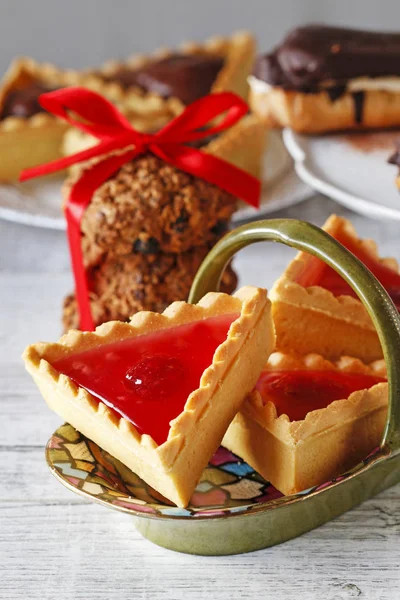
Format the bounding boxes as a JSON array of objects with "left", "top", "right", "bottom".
[
  {"left": 0, "top": 57, "right": 82, "bottom": 181},
  {"left": 23, "top": 286, "right": 274, "bottom": 507},
  {"left": 270, "top": 215, "right": 399, "bottom": 361},
  {"left": 81, "top": 31, "right": 256, "bottom": 117},
  {"left": 222, "top": 352, "right": 387, "bottom": 495}
]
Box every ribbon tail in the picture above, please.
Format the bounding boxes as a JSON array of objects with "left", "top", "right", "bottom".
[
  {"left": 65, "top": 149, "right": 138, "bottom": 331},
  {"left": 65, "top": 206, "right": 95, "bottom": 331}
]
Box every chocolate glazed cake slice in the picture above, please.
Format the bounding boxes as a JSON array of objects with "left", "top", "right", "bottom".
[
  {"left": 104, "top": 54, "right": 225, "bottom": 106},
  {"left": 249, "top": 25, "right": 400, "bottom": 133}
]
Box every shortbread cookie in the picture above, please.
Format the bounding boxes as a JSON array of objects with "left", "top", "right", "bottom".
[
  {"left": 223, "top": 352, "right": 387, "bottom": 495},
  {"left": 24, "top": 286, "right": 274, "bottom": 507}
]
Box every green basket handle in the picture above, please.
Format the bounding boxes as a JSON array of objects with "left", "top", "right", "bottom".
[{"left": 189, "top": 219, "right": 400, "bottom": 452}]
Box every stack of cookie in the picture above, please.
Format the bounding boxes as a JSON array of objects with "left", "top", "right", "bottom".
[{"left": 63, "top": 154, "right": 238, "bottom": 330}]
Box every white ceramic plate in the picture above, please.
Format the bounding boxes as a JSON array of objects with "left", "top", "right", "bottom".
[
  {"left": 283, "top": 128, "right": 400, "bottom": 221},
  {"left": 0, "top": 132, "right": 312, "bottom": 229},
  {"left": 0, "top": 177, "right": 65, "bottom": 230}
]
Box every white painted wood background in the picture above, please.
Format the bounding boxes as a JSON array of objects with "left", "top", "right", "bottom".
[{"left": 1, "top": 196, "right": 399, "bottom": 600}]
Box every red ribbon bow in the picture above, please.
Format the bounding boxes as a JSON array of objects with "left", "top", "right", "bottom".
[{"left": 20, "top": 87, "right": 260, "bottom": 331}]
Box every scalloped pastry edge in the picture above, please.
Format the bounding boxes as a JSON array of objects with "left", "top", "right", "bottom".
[
  {"left": 270, "top": 215, "right": 398, "bottom": 361},
  {"left": 78, "top": 31, "right": 256, "bottom": 117},
  {"left": 23, "top": 286, "right": 274, "bottom": 506},
  {"left": 222, "top": 350, "right": 387, "bottom": 495},
  {"left": 0, "top": 56, "right": 83, "bottom": 132}
]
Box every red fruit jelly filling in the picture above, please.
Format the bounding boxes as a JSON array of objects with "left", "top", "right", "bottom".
[
  {"left": 54, "top": 313, "right": 238, "bottom": 445},
  {"left": 295, "top": 229, "right": 400, "bottom": 310},
  {"left": 256, "top": 370, "right": 386, "bottom": 422}
]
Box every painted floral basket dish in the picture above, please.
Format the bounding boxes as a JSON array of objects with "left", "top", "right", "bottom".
[
  {"left": 46, "top": 219, "right": 400, "bottom": 555},
  {"left": 46, "top": 424, "right": 389, "bottom": 554},
  {"left": 47, "top": 425, "right": 283, "bottom": 518}
]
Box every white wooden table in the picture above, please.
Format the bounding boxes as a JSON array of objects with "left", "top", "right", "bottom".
[{"left": 1, "top": 195, "right": 399, "bottom": 600}]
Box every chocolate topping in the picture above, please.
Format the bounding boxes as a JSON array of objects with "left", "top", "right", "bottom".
[
  {"left": 0, "top": 82, "right": 53, "bottom": 120},
  {"left": 103, "top": 68, "right": 140, "bottom": 89},
  {"left": 325, "top": 85, "right": 346, "bottom": 102},
  {"left": 388, "top": 144, "right": 400, "bottom": 167},
  {"left": 108, "top": 53, "right": 224, "bottom": 105},
  {"left": 255, "top": 25, "right": 400, "bottom": 90},
  {"left": 352, "top": 91, "right": 365, "bottom": 124}
]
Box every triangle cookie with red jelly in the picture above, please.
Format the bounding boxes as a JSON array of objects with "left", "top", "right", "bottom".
[
  {"left": 53, "top": 313, "right": 238, "bottom": 446},
  {"left": 295, "top": 220, "right": 400, "bottom": 309},
  {"left": 256, "top": 368, "right": 385, "bottom": 422},
  {"left": 223, "top": 352, "right": 387, "bottom": 495},
  {"left": 23, "top": 286, "right": 273, "bottom": 507},
  {"left": 270, "top": 214, "right": 400, "bottom": 362}
]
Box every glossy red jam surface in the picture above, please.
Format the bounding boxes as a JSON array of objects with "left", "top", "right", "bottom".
[
  {"left": 54, "top": 313, "right": 238, "bottom": 445},
  {"left": 256, "top": 370, "right": 385, "bottom": 422},
  {"left": 295, "top": 229, "right": 400, "bottom": 310}
]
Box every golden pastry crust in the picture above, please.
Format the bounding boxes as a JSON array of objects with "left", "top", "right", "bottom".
[
  {"left": 82, "top": 31, "right": 255, "bottom": 118},
  {"left": 63, "top": 33, "right": 263, "bottom": 179},
  {"left": 23, "top": 286, "right": 274, "bottom": 507},
  {"left": 270, "top": 214, "right": 399, "bottom": 361},
  {"left": 249, "top": 78, "right": 400, "bottom": 133},
  {"left": 0, "top": 57, "right": 82, "bottom": 181},
  {"left": 62, "top": 109, "right": 176, "bottom": 157},
  {"left": 222, "top": 351, "right": 387, "bottom": 495},
  {"left": 265, "top": 351, "right": 386, "bottom": 376},
  {"left": 62, "top": 112, "right": 267, "bottom": 180},
  {"left": 203, "top": 114, "right": 266, "bottom": 179}
]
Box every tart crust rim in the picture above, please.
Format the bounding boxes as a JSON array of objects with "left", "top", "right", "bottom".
[
  {"left": 80, "top": 30, "right": 256, "bottom": 113},
  {"left": 23, "top": 285, "right": 270, "bottom": 462},
  {"left": 241, "top": 351, "right": 387, "bottom": 444},
  {"left": 0, "top": 56, "right": 83, "bottom": 132},
  {"left": 270, "top": 214, "right": 400, "bottom": 331},
  {"left": 222, "top": 350, "right": 388, "bottom": 495}
]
